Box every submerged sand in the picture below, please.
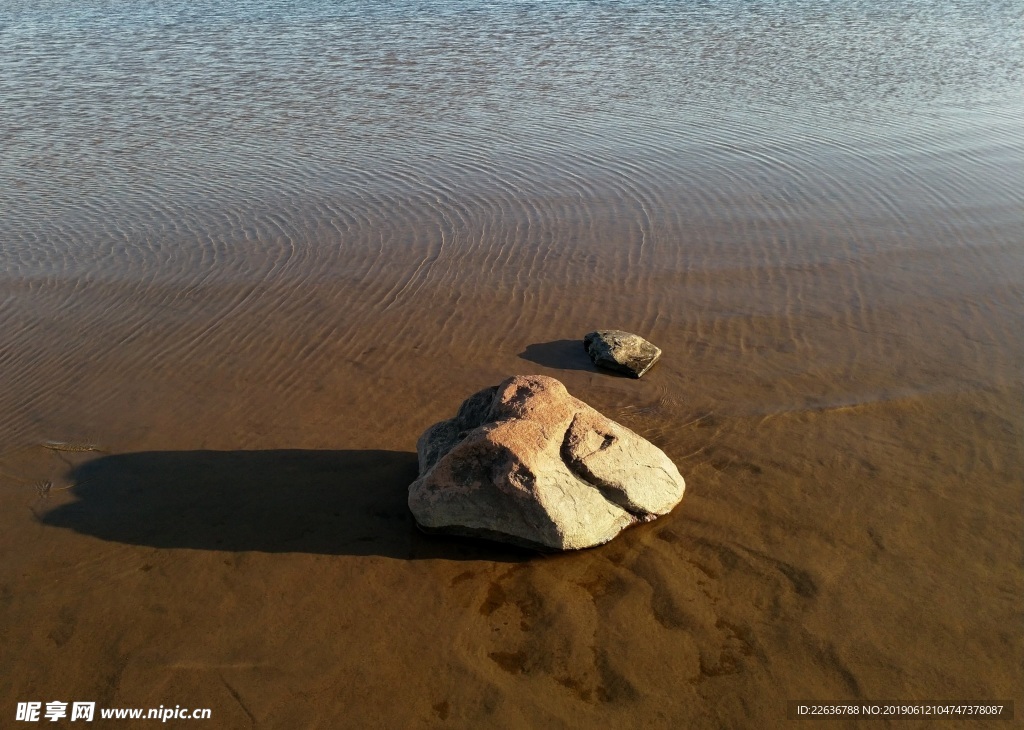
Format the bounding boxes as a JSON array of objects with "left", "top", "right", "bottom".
[
  {"left": 2, "top": 2, "right": 1023, "bottom": 727},
  {"left": 2, "top": 149, "right": 1020, "bottom": 725}
]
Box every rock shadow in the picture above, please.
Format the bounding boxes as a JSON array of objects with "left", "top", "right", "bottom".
[
  {"left": 518, "top": 339, "right": 597, "bottom": 373},
  {"left": 39, "top": 450, "right": 531, "bottom": 562},
  {"left": 519, "top": 339, "right": 632, "bottom": 377}
]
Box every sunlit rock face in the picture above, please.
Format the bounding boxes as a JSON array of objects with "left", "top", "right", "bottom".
[{"left": 408, "top": 375, "right": 685, "bottom": 550}]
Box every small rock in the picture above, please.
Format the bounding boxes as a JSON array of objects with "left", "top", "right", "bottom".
[
  {"left": 408, "top": 375, "right": 685, "bottom": 550},
  {"left": 583, "top": 330, "right": 662, "bottom": 378}
]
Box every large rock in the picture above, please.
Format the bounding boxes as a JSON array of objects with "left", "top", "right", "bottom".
[
  {"left": 408, "top": 375, "right": 685, "bottom": 550},
  {"left": 583, "top": 330, "right": 661, "bottom": 378}
]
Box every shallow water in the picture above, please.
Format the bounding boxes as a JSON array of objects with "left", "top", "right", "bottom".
[{"left": 1, "top": 1, "right": 1022, "bottom": 726}]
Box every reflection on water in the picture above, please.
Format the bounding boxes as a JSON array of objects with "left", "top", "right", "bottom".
[
  {"left": 0, "top": 0, "right": 1021, "bottom": 453},
  {"left": 1, "top": 0, "right": 1021, "bottom": 259},
  {"left": 0, "top": 0, "right": 1020, "bottom": 444}
]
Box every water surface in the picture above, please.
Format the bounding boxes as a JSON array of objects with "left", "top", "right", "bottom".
[{"left": 1, "top": 1, "right": 1021, "bottom": 726}]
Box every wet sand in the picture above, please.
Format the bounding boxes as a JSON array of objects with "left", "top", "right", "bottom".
[{"left": 2, "top": 1, "right": 1023, "bottom": 727}]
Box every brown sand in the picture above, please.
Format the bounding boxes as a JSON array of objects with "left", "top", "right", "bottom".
[
  {"left": 1, "top": 7, "right": 1023, "bottom": 724},
  {"left": 2, "top": 123, "right": 1021, "bottom": 726}
]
